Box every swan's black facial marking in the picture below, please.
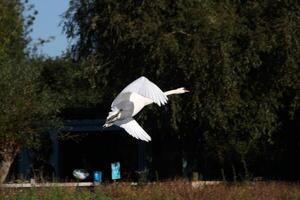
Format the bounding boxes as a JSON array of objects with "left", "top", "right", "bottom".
[{"left": 106, "top": 111, "right": 120, "bottom": 124}]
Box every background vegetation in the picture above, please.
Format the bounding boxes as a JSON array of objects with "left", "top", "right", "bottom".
[
  {"left": 62, "top": 0, "right": 300, "bottom": 180},
  {"left": 0, "top": 0, "right": 299, "bottom": 183},
  {"left": 0, "top": 0, "right": 63, "bottom": 183}
]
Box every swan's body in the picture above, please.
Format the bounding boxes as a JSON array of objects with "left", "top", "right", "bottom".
[{"left": 104, "top": 76, "right": 189, "bottom": 142}]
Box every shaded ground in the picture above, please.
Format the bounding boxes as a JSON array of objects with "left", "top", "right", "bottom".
[{"left": 1, "top": 180, "right": 300, "bottom": 200}]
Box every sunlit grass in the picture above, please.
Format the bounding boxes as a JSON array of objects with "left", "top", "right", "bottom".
[{"left": 1, "top": 180, "right": 300, "bottom": 200}]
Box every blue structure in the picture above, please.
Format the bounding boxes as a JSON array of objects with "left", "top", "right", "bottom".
[
  {"left": 93, "top": 171, "right": 102, "bottom": 183},
  {"left": 111, "top": 162, "right": 121, "bottom": 180}
]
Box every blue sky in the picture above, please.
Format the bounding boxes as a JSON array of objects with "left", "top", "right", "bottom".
[{"left": 27, "top": 0, "right": 69, "bottom": 57}]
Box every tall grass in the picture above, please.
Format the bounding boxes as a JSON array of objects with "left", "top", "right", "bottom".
[
  {"left": 0, "top": 187, "right": 107, "bottom": 200},
  {"left": 1, "top": 180, "right": 300, "bottom": 200}
]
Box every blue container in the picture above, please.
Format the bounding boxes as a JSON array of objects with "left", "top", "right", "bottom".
[
  {"left": 93, "top": 171, "right": 102, "bottom": 183},
  {"left": 111, "top": 162, "right": 121, "bottom": 180}
]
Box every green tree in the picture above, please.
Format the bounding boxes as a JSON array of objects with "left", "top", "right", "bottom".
[
  {"left": 0, "top": 0, "right": 62, "bottom": 183},
  {"left": 63, "top": 0, "right": 300, "bottom": 179},
  {"left": 0, "top": 0, "right": 25, "bottom": 61}
]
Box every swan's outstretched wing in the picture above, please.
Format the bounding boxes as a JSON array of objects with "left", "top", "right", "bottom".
[
  {"left": 112, "top": 76, "right": 168, "bottom": 107},
  {"left": 115, "top": 118, "right": 151, "bottom": 142}
]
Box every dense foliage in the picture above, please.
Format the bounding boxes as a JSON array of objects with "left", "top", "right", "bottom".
[
  {"left": 0, "top": 0, "right": 63, "bottom": 183},
  {"left": 63, "top": 0, "right": 300, "bottom": 180},
  {"left": 0, "top": 0, "right": 25, "bottom": 61}
]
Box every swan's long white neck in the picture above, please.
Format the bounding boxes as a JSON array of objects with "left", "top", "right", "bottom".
[
  {"left": 164, "top": 87, "right": 189, "bottom": 96},
  {"left": 123, "top": 88, "right": 189, "bottom": 117}
]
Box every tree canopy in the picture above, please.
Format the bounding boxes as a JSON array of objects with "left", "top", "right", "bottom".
[
  {"left": 0, "top": 0, "right": 63, "bottom": 183},
  {"left": 63, "top": 0, "right": 300, "bottom": 180},
  {"left": 0, "top": 0, "right": 26, "bottom": 61}
]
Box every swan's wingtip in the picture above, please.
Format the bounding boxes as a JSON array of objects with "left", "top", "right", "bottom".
[{"left": 140, "top": 137, "right": 151, "bottom": 142}]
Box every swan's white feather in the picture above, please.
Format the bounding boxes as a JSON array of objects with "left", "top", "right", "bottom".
[
  {"left": 111, "top": 76, "right": 168, "bottom": 108},
  {"left": 115, "top": 118, "right": 151, "bottom": 142}
]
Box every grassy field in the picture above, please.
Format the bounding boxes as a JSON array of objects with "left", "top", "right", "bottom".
[{"left": 1, "top": 180, "right": 300, "bottom": 200}]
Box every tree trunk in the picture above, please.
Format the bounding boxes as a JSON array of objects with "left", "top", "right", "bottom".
[
  {"left": 0, "top": 158, "right": 14, "bottom": 184},
  {"left": 0, "top": 141, "right": 20, "bottom": 184}
]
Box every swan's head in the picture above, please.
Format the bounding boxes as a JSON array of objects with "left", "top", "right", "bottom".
[
  {"left": 103, "top": 109, "right": 121, "bottom": 128},
  {"left": 103, "top": 122, "right": 113, "bottom": 128}
]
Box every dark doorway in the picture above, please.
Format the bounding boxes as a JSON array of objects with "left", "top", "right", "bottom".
[{"left": 59, "top": 131, "right": 139, "bottom": 182}]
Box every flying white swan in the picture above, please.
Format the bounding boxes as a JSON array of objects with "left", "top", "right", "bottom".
[{"left": 103, "top": 76, "right": 189, "bottom": 142}]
